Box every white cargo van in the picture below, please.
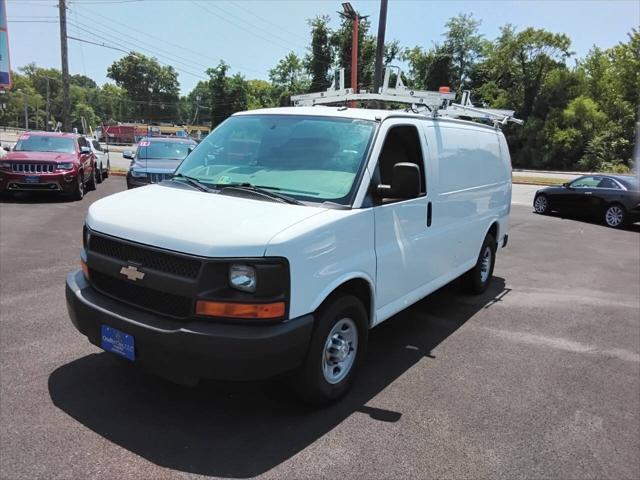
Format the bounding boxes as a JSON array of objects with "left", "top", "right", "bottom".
[{"left": 66, "top": 105, "right": 513, "bottom": 403}]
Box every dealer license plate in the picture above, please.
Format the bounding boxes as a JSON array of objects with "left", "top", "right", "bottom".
[{"left": 100, "top": 325, "right": 135, "bottom": 361}]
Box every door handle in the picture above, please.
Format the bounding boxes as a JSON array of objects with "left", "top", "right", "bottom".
[{"left": 427, "top": 201, "right": 432, "bottom": 227}]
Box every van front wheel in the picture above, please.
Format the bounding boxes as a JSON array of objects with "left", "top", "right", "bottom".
[
  {"left": 293, "top": 294, "right": 367, "bottom": 405},
  {"left": 463, "top": 233, "right": 496, "bottom": 294}
]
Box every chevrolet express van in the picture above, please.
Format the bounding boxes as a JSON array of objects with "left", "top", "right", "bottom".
[{"left": 66, "top": 106, "right": 512, "bottom": 404}]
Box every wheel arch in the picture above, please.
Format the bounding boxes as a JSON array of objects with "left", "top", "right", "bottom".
[
  {"left": 311, "top": 275, "right": 375, "bottom": 328},
  {"left": 486, "top": 220, "right": 500, "bottom": 245}
]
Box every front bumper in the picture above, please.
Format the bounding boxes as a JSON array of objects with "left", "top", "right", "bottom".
[
  {"left": 65, "top": 270, "right": 314, "bottom": 383},
  {"left": 0, "top": 170, "right": 78, "bottom": 193}
]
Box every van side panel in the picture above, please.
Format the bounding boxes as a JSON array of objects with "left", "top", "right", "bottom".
[{"left": 425, "top": 122, "right": 511, "bottom": 268}]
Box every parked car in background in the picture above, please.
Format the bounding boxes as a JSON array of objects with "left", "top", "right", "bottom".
[
  {"left": 533, "top": 174, "right": 640, "bottom": 228},
  {"left": 86, "top": 138, "right": 110, "bottom": 183},
  {"left": 0, "top": 132, "right": 98, "bottom": 200},
  {"left": 124, "top": 136, "right": 196, "bottom": 189}
]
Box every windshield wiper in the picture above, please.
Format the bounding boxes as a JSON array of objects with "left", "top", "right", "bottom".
[
  {"left": 171, "top": 173, "right": 213, "bottom": 192},
  {"left": 217, "top": 183, "right": 303, "bottom": 205}
]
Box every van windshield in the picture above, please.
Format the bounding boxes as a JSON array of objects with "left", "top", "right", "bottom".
[{"left": 174, "top": 115, "right": 376, "bottom": 205}]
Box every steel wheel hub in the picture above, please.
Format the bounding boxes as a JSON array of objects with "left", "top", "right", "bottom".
[
  {"left": 480, "top": 246, "right": 491, "bottom": 283},
  {"left": 322, "top": 318, "right": 358, "bottom": 384},
  {"left": 534, "top": 196, "right": 547, "bottom": 213}
]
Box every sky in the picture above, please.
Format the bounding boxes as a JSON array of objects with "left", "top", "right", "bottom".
[{"left": 6, "top": 0, "right": 640, "bottom": 95}]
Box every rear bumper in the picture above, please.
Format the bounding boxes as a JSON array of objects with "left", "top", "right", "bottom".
[{"left": 65, "top": 270, "right": 314, "bottom": 383}]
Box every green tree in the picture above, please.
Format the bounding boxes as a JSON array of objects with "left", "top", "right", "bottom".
[
  {"left": 403, "top": 44, "right": 455, "bottom": 91},
  {"left": 269, "top": 52, "right": 309, "bottom": 105},
  {"left": 305, "top": 15, "right": 334, "bottom": 92},
  {"left": 71, "top": 102, "right": 98, "bottom": 132},
  {"left": 246, "top": 80, "right": 276, "bottom": 110},
  {"left": 107, "top": 52, "right": 180, "bottom": 121},
  {"left": 443, "top": 13, "right": 488, "bottom": 93},
  {"left": 206, "top": 61, "right": 250, "bottom": 127},
  {"left": 476, "top": 26, "right": 572, "bottom": 119}
]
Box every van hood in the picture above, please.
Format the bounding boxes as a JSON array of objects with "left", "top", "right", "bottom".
[
  {"left": 86, "top": 184, "right": 329, "bottom": 257},
  {"left": 5, "top": 151, "right": 77, "bottom": 162}
]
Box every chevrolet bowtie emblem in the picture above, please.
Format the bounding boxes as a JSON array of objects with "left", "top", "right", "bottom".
[{"left": 120, "top": 265, "right": 145, "bottom": 281}]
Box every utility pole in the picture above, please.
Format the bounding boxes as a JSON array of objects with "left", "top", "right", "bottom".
[
  {"left": 340, "top": 3, "right": 365, "bottom": 107},
  {"left": 59, "top": 0, "right": 70, "bottom": 132},
  {"left": 372, "top": 0, "right": 388, "bottom": 95}
]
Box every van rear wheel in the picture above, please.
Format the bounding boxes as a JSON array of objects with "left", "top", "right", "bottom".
[
  {"left": 463, "top": 233, "right": 496, "bottom": 294},
  {"left": 293, "top": 294, "right": 367, "bottom": 405}
]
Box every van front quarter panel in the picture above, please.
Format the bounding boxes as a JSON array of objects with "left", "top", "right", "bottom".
[{"left": 265, "top": 208, "right": 376, "bottom": 322}]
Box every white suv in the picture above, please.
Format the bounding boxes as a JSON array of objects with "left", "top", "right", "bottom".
[{"left": 66, "top": 107, "right": 512, "bottom": 404}]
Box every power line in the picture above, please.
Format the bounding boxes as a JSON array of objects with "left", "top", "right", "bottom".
[
  {"left": 67, "top": 35, "right": 134, "bottom": 55},
  {"left": 8, "top": 20, "right": 58, "bottom": 23},
  {"left": 69, "top": 4, "right": 268, "bottom": 77}
]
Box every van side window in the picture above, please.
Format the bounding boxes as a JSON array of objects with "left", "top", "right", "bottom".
[{"left": 378, "top": 125, "right": 425, "bottom": 195}]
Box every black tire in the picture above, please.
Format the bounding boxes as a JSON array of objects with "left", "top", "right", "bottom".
[
  {"left": 533, "top": 193, "right": 549, "bottom": 214},
  {"left": 86, "top": 164, "right": 97, "bottom": 191},
  {"left": 463, "top": 233, "right": 497, "bottom": 294},
  {"left": 103, "top": 160, "right": 110, "bottom": 179},
  {"left": 71, "top": 173, "right": 84, "bottom": 201},
  {"left": 293, "top": 294, "right": 368, "bottom": 405},
  {"left": 96, "top": 162, "right": 103, "bottom": 184},
  {"left": 604, "top": 203, "right": 628, "bottom": 229}
]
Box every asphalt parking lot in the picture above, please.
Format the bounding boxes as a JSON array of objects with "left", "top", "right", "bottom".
[{"left": 1, "top": 179, "right": 639, "bottom": 479}]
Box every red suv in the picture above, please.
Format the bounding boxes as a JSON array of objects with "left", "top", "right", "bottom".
[{"left": 0, "top": 132, "right": 98, "bottom": 200}]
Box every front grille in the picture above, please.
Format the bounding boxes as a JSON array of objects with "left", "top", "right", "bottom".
[
  {"left": 89, "top": 234, "right": 202, "bottom": 279},
  {"left": 12, "top": 163, "right": 55, "bottom": 173},
  {"left": 149, "top": 173, "right": 172, "bottom": 183},
  {"left": 90, "top": 269, "right": 192, "bottom": 318}
]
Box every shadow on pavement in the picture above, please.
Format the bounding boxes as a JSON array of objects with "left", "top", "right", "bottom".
[
  {"left": 542, "top": 211, "right": 640, "bottom": 233},
  {"left": 49, "top": 277, "right": 507, "bottom": 478}
]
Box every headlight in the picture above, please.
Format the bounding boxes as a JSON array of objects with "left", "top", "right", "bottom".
[
  {"left": 130, "top": 170, "right": 147, "bottom": 178},
  {"left": 0, "top": 161, "right": 12, "bottom": 170},
  {"left": 57, "top": 162, "right": 74, "bottom": 170},
  {"left": 229, "top": 264, "right": 256, "bottom": 292}
]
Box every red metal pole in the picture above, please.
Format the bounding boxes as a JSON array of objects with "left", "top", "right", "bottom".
[{"left": 350, "top": 15, "right": 359, "bottom": 107}]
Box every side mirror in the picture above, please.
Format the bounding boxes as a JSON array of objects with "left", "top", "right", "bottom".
[
  {"left": 103, "top": 146, "right": 109, "bottom": 153},
  {"left": 122, "top": 150, "right": 134, "bottom": 160},
  {"left": 80, "top": 146, "right": 91, "bottom": 154},
  {"left": 563, "top": 182, "right": 571, "bottom": 188},
  {"left": 187, "top": 145, "right": 195, "bottom": 155},
  {"left": 377, "top": 163, "right": 421, "bottom": 199},
  {"left": 2, "top": 144, "right": 10, "bottom": 152}
]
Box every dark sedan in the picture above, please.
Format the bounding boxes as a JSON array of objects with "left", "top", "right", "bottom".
[{"left": 533, "top": 174, "right": 640, "bottom": 228}]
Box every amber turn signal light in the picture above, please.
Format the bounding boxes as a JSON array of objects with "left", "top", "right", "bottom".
[
  {"left": 81, "top": 259, "right": 89, "bottom": 279},
  {"left": 196, "top": 300, "right": 285, "bottom": 319}
]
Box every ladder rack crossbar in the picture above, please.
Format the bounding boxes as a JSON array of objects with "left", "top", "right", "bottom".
[{"left": 290, "top": 67, "right": 524, "bottom": 127}]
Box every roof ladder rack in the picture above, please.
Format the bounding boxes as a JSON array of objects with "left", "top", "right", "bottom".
[{"left": 290, "top": 67, "right": 523, "bottom": 127}]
